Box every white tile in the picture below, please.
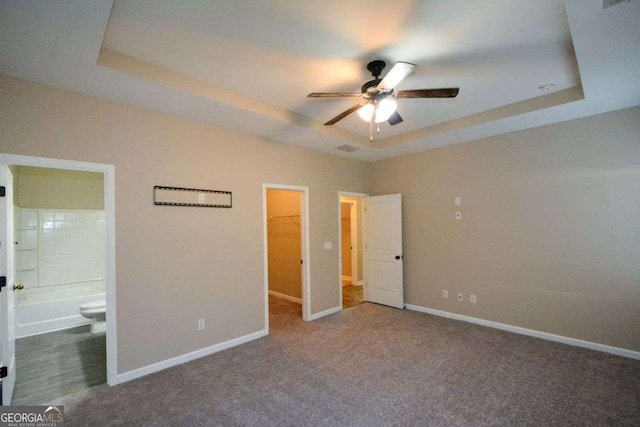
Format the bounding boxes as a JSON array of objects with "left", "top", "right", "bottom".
[
  {"left": 23, "top": 209, "right": 39, "bottom": 226},
  {"left": 22, "top": 251, "right": 37, "bottom": 266},
  {"left": 22, "top": 270, "right": 38, "bottom": 286},
  {"left": 42, "top": 246, "right": 55, "bottom": 257},
  {"left": 21, "top": 230, "right": 37, "bottom": 246}
]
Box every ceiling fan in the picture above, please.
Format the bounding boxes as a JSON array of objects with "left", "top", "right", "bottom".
[{"left": 308, "top": 60, "right": 459, "bottom": 141}]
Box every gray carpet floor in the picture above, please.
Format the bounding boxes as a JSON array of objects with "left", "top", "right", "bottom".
[{"left": 53, "top": 297, "right": 640, "bottom": 426}]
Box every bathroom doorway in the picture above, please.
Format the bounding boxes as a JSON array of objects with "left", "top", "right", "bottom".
[
  {"left": 263, "top": 184, "right": 310, "bottom": 326},
  {"left": 0, "top": 154, "right": 116, "bottom": 406},
  {"left": 339, "top": 192, "right": 367, "bottom": 309}
]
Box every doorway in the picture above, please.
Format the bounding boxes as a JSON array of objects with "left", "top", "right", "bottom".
[
  {"left": 339, "top": 192, "right": 367, "bottom": 309},
  {"left": 263, "top": 184, "right": 310, "bottom": 327},
  {"left": 0, "top": 154, "right": 117, "bottom": 406}
]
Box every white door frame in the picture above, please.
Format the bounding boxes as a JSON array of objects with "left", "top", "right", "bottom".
[
  {"left": 0, "top": 165, "right": 16, "bottom": 405},
  {"left": 263, "top": 184, "right": 311, "bottom": 325},
  {"left": 338, "top": 191, "right": 368, "bottom": 308},
  {"left": 0, "top": 153, "right": 118, "bottom": 386}
]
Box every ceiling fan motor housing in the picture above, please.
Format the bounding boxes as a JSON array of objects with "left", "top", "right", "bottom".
[{"left": 366, "top": 60, "right": 386, "bottom": 78}]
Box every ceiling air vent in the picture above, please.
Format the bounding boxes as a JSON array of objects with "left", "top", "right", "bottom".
[
  {"left": 335, "top": 144, "right": 360, "bottom": 153},
  {"left": 602, "top": 0, "right": 630, "bottom": 9}
]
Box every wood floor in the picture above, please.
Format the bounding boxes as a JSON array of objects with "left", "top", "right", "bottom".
[
  {"left": 342, "top": 285, "right": 363, "bottom": 309},
  {"left": 11, "top": 325, "right": 106, "bottom": 405}
]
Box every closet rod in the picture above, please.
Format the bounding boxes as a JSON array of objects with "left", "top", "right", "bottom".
[{"left": 269, "top": 214, "right": 300, "bottom": 219}]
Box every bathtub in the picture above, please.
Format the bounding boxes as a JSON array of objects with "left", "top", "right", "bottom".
[{"left": 16, "top": 280, "right": 106, "bottom": 338}]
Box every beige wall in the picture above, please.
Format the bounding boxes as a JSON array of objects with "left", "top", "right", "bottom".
[
  {"left": 370, "top": 106, "right": 640, "bottom": 352},
  {"left": 16, "top": 166, "right": 104, "bottom": 209},
  {"left": 0, "top": 75, "right": 370, "bottom": 373},
  {"left": 267, "top": 189, "right": 302, "bottom": 299}
]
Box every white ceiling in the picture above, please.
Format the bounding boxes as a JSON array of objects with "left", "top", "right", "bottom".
[{"left": 1, "top": 0, "right": 638, "bottom": 162}]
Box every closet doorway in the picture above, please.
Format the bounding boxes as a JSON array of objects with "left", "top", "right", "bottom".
[
  {"left": 263, "top": 184, "right": 310, "bottom": 326},
  {"left": 339, "top": 192, "right": 367, "bottom": 309}
]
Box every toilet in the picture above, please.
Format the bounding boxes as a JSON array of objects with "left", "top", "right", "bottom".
[{"left": 79, "top": 300, "right": 106, "bottom": 334}]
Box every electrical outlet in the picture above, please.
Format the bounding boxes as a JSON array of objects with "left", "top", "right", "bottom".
[
  {"left": 197, "top": 318, "right": 205, "bottom": 331},
  {"left": 457, "top": 293, "right": 463, "bottom": 302},
  {"left": 443, "top": 290, "right": 449, "bottom": 299},
  {"left": 470, "top": 294, "right": 477, "bottom": 304}
]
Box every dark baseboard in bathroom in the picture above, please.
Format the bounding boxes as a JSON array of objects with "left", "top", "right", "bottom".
[{"left": 11, "top": 325, "right": 106, "bottom": 406}]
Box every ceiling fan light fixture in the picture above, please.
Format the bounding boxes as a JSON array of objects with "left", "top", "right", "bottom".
[{"left": 357, "top": 98, "right": 397, "bottom": 123}]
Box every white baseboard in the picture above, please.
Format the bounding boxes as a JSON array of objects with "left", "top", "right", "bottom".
[
  {"left": 308, "top": 305, "right": 341, "bottom": 321},
  {"left": 405, "top": 304, "right": 640, "bottom": 361},
  {"left": 114, "top": 329, "right": 268, "bottom": 385},
  {"left": 268, "top": 290, "right": 302, "bottom": 304}
]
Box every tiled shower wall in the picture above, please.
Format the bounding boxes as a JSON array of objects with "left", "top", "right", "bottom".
[{"left": 16, "top": 208, "right": 105, "bottom": 288}]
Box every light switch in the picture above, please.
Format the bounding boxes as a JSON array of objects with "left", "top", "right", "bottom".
[
  {"left": 454, "top": 197, "right": 461, "bottom": 206},
  {"left": 324, "top": 242, "right": 332, "bottom": 250},
  {"left": 455, "top": 211, "right": 462, "bottom": 220}
]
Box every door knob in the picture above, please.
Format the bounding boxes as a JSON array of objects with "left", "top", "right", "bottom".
[
  {"left": 13, "top": 284, "right": 23, "bottom": 291},
  {"left": 395, "top": 255, "right": 401, "bottom": 260}
]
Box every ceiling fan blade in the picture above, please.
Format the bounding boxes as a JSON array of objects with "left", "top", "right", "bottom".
[
  {"left": 396, "top": 88, "right": 459, "bottom": 98},
  {"left": 307, "top": 92, "right": 361, "bottom": 98},
  {"left": 324, "top": 102, "right": 367, "bottom": 126},
  {"left": 377, "top": 62, "right": 417, "bottom": 91},
  {"left": 388, "top": 111, "right": 403, "bottom": 126}
]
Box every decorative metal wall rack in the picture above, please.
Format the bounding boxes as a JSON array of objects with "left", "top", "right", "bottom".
[{"left": 154, "top": 186, "right": 232, "bottom": 208}]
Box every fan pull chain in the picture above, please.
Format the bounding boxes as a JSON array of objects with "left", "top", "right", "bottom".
[{"left": 369, "top": 116, "right": 373, "bottom": 142}]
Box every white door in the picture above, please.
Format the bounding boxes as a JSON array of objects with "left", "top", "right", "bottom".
[
  {"left": 0, "top": 165, "right": 16, "bottom": 405},
  {"left": 363, "top": 194, "right": 404, "bottom": 309}
]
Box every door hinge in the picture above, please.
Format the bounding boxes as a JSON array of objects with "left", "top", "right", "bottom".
[
  {"left": 0, "top": 276, "right": 5, "bottom": 291},
  {"left": 0, "top": 367, "right": 7, "bottom": 378},
  {"left": 0, "top": 186, "right": 5, "bottom": 197}
]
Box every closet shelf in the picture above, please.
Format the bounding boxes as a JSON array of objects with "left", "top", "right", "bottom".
[{"left": 268, "top": 214, "right": 301, "bottom": 228}]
